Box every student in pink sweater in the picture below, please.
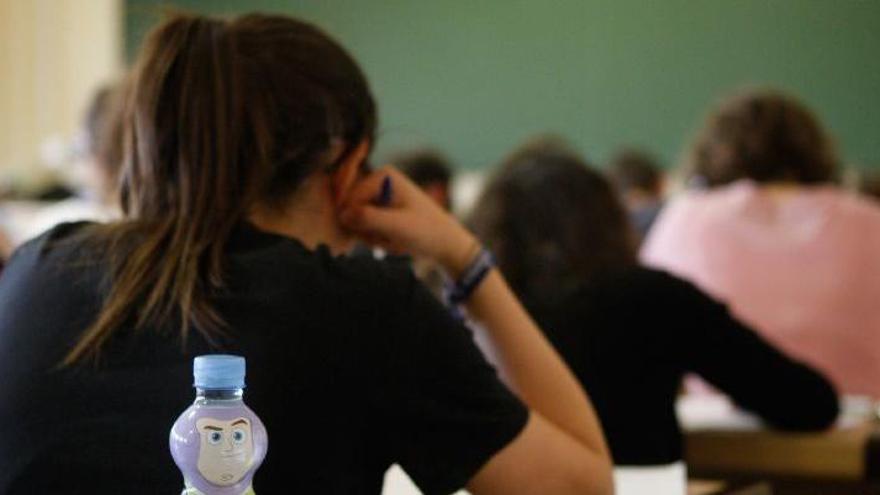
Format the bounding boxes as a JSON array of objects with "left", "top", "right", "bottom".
[{"left": 642, "top": 89, "right": 880, "bottom": 398}]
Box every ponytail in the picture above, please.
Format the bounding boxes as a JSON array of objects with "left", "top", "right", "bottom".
[
  {"left": 64, "top": 16, "right": 244, "bottom": 364},
  {"left": 65, "top": 12, "right": 375, "bottom": 365}
]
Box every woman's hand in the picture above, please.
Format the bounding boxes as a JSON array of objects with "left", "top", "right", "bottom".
[{"left": 338, "top": 166, "right": 476, "bottom": 276}]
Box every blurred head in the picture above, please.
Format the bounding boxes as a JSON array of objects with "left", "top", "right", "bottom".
[
  {"left": 686, "top": 89, "right": 838, "bottom": 188},
  {"left": 469, "top": 138, "right": 637, "bottom": 307},
  {"left": 67, "top": 12, "right": 376, "bottom": 364},
  {"left": 607, "top": 148, "right": 663, "bottom": 199},
  {"left": 860, "top": 170, "right": 880, "bottom": 202},
  {"left": 391, "top": 149, "right": 453, "bottom": 210},
  {"left": 80, "top": 84, "right": 125, "bottom": 202}
]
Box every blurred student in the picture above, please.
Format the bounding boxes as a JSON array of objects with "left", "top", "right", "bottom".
[
  {"left": 642, "top": 89, "right": 880, "bottom": 398},
  {"left": 859, "top": 170, "right": 880, "bottom": 203},
  {"left": 17, "top": 84, "right": 124, "bottom": 244},
  {"left": 393, "top": 148, "right": 454, "bottom": 211},
  {"left": 468, "top": 141, "right": 838, "bottom": 466},
  {"left": 606, "top": 148, "right": 665, "bottom": 239},
  {"left": 0, "top": 13, "right": 611, "bottom": 494}
]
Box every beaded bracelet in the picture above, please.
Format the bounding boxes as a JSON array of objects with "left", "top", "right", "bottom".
[{"left": 446, "top": 246, "right": 496, "bottom": 305}]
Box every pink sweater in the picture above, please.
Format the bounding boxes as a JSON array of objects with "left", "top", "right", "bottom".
[{"left": 642, "top": 181, "right": 880, "bottom": 398}]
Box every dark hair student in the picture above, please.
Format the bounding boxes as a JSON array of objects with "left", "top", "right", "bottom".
[
  {"left": 471, "top": 143, "right": 636, "bottom": 307},
  {"left": 83, "top": 83, "right": 126, "bottom": 197},
  {"left": 469, "top": 139, "right": 839, "bottom": 466},
  {"left": 605, "top": 148, "right": 666, "bottom": 240},
  {"left": 0, "top": 13, "right": 612, "bottom": 494},
  {"left": 392, "top": 148, "right": 454, "bottom": 210},
  {"left": 685, "top": 89, "right": 838, "bottom": 187}
]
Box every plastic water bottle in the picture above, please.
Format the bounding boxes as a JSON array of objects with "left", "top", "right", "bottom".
[{"left": 170, "top": 355, "right": 268, "bottom": 495}]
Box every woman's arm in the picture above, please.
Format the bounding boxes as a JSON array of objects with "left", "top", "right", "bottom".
[
  {"left": 664, "top": 273, "right": 839, "bottom": 430},
  {"left": 340, "top": 168, "right": 612, "bottom": 495}
]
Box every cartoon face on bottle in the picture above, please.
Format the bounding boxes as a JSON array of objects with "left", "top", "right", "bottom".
[{"left": 196, "top": 417, "right": 254, "bottom": 486}]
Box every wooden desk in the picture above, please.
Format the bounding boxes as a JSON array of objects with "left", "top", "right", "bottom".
[
  {"left": 678, "top": 395, "right": 880, "bottom": 494},
  {"left": 685, "top": 422, "right": 880, "bottom": 481}
]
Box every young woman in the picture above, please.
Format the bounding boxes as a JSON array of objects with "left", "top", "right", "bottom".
[
  {"left": 642, "top": 89, "right": 880, "bottom": 398},
  {"left": 0, "top": 14, "right": 611, "bottom": 494},
  {"left": 468, "top": 140, "right": 838, "bottom": 466}
]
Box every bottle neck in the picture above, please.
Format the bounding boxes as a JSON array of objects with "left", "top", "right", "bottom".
[{"left": 195, "top": 388, "right": 244, "bottom": 404}]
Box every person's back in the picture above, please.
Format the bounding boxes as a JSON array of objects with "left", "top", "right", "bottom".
[
  {"left": 644, "top": 182, "right": 880, "bottom": 397},
  {"left": 642, "top": 89, "right": 880, "bottom": 398},
  {"left": 0, "top": 224, "right": 188, "bottom": 491},
  {"left": 0, "top": 222, "right": 530, "bottom": 493},
  {"left": 469, "top": 140, "right": 838, "bottom": 466}
]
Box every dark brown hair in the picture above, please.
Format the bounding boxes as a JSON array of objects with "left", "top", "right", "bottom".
[
  {"left": 390, "top": 149, "right": 453, "bottom": 187},
  {"left": 83, "top": 84, "right": 126, "bottom": 189},
  {"left": 65, "top": 12, "right": 376, "bottom": 364},
  {"left": 468, "top": 138, "right": 637, "bottom": 307},
  {"left": 860, "top": 170, "right": 880, "bottom": 202},
  {"left": 685, "top": 89, "right": 838, "bottom": 187},
  {"left": 606, "top": 148, "right": 663, "bottom": 194}
]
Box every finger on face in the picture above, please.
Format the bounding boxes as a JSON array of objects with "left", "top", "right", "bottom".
[
  {"left": 339, "top": 204, "right": 394, "bottom": 237},
  {"left": 342, "top": 169, "right": 390, "bottom": 208}
]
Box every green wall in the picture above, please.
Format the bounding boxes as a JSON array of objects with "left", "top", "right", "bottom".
[{"left": 126, "top": 0, "right": 880, "bottom": 170}]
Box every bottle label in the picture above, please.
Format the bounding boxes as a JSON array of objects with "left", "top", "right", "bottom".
[
  {"left": 195, "top": 417, "right": 255, "bottom": 485},
  {"left": 171, "top": 407, "right": 267, "bottom": 495}
]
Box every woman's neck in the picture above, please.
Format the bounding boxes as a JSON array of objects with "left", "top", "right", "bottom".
[
  {"left": 248, "top": 176, "right": 352, "bottom": 255},
  {"left": 758, "top": 182, "right": 803, "bottom": 200}
]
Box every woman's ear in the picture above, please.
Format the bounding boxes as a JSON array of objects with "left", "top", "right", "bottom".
[{"left": 332, "top": 139, "right": 370, "bottom": 207}]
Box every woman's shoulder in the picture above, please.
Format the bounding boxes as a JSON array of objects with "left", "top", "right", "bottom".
[
  {"left": 4, "top": 221, "right": 100, "bottom": 268},
  {"left": 667, "top": 184, "right": 757, "bottom": 223},
  {"left": 566, "top": 267, "right": 724, "bottom": 333},
  {"left": 227, "top": 228, "right": 421, "bottom": 309},
  {"left": 583, "top": 266, "right": 691, "bottom": 296},
  {"left": 325, "top": 251, "right": 421, "bottom": 299},
  {"left": 0, "top": 222, "right": 104, "bottom": 332},
  {"left": 562, "top": 266, "right": 692, "bottom": 317},
  {"left": 640, "top": 188, "right": 728, "bottom": 264},
  {"left": 824, "top": 187, "right": 880, "bottom": 224}
]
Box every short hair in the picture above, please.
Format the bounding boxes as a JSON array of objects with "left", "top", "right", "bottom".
[
  {"left": 390, "top": 149, "right": 452, "bottom": 187},
  {"left": 686, "top": 89, "right": 839, "bottom": 187},
  {"left": 860, "top": 170, "right": 880, "bottom": 201},
  {"left": 468, "top": 137, "right": 636, "bottom": 307},
  {"left": 83, "top": 84, "right": 126, "bottom": 184},
  {"left": 607, "top": 148, "right": 663, "bottom": 193}
]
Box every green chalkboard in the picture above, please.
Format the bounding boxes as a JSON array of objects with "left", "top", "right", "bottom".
[{"left": 126, "top": 0, "right": 880, "bottom": 170}]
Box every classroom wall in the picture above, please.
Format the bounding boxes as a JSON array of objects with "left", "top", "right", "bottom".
[
  {"left": 126, "top": 0, "right": 880, "bottom": 171},
  {"left": 0, "top": 0, "right": 123, "bottom": 186}
]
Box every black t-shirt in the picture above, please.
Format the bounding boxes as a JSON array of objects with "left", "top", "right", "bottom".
[
  {"left": 0, "top": 222, "right": 528, "bottom": 494},
  {"left": 527, "top": 267, "right": 839, "bottom": 466}
]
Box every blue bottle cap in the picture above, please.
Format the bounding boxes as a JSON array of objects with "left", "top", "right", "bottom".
[{"left": 193, "top": 354, "right": 246, "bottom": 390}]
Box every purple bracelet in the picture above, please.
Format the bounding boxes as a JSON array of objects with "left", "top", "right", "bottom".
[{"left": 446, "top": 248, "right": 495, "bottom": 305}]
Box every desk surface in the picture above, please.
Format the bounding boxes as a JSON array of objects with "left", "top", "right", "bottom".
[
  {"left": 685, "top": 423, "right": 879, "bottom": 481},
  {"left": 679, "top": 396, "right": 880, "bottom": 481}
]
